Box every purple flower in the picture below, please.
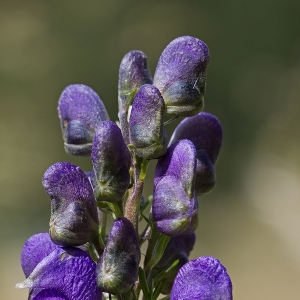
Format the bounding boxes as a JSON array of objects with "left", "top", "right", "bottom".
[
  {"left": 129, "top": 84, "right": 167, "bottom": 159},
  {"left": 169, "top": 112, "right": 223, "bottom": 195},
  {"left": 91, "top": 120, "right": 132, "bottom": 203},
  {"left": 170, "top": 256, "right": 232, "bottom": 300},
  {"left": 17, "top": 233, "right": 102, "bottom": 300},
  {"left": 152, "top": 139, "right": 198, "bottom": 236},
  {"left": 96, "top": 217, "right": 141, "bottom": 295},
  {"left": 153, "top": 36, "right": 210, "bottom": 117},
  {"left": 152, "top": 233, "right": 196, "bottom": 294},
  {"left": 42, "top": 162, "right": 99, "bottom": 247},
  {"left": 58, "top": 84, "right": 109, "bottom": 156}
]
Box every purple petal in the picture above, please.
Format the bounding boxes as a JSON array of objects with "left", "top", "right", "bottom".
[
  {"left": 129, "top": 84, "right": 167, "bottom": 159},
  {"left": 96, "top": 217, "right": 140, "bottom": 295},
  {"left": 29, "top": 289, "right": 66, "bottom": 300},
  {"left": 169, "top": 112, "right": 222, "bottom": 163},
  {"left": 154, "top": 139, "right": 197, "bottom": 198},
  {"left": 42, "top": 162, "right": 98, "bottom": 246},
  {"left": 169, "top": 112, "right": 222, "bottom": 195},
  {"left": 91, "top": 121, "right": 131, "bottom": 203},
  {"left": 21, "top": 233, "right": 60, "bottom": 278},
  {"left": 58, "top": 84, "right": 109, "bottom": 156},
  {"left": 17, "top": 247, "right": 102, "bottom": 300},
  {"left": 153, "top": 36, "right": 210, "bottom": 116},
  {"left": 170, "top": 256, "right": 232, "bottom": 300},
  {"left": 152, "top": 176, "right": 198, "bottom": 236}
]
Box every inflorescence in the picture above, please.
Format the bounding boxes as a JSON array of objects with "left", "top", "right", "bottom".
[{"left": 16, "top": 36, "right": 233, "bottom": 300}]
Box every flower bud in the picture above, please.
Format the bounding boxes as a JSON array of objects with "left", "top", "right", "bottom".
[
  {"left": 17, "top": 247, "right": 102, "bottom": 300},
  {"left": 169, "top": 112, "right": 222, "bottom": 194},
  {"left": 170, "top": 256, "right": 232, "bottom": 300},
  {"left": 118, "top": 51, "right": 153, "bottom": 144},
  {"left": 96, "top": 217, "right": 141, "bottom": 295},
  {"left": 153, "top": 36, "right": 210, "bottom": 116},
  {"left": 42, "top": 162, "right": 99, "bottom": 247},
  {"left": 91, "top": 121, "right": 131, "bottom": 203},
  {"left": 118, "top": 50, "right": 153, "bottom": 110},
  {"left": 129, "top": 84, "right": 167, "bottom": 159},
  {"left": 58, "top": 84, "right": 109, "bottom": 156},
  {"left": 152, "top": 140, "right": 199, "bottom": 236},
  {"left": 152, "top": 233, "right": 196, "bottom": 294}
]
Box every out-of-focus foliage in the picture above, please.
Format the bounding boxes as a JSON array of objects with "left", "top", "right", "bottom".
[{"left": 1, "top": 1, "right": 300, "bottom": 299}]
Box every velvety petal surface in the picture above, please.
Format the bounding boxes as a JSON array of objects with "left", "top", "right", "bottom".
[
  {"left": 21, "top": 233, "right": 60, "bottom": 278},
  {"left": 91, "top": 121, "right": 131, "bottom": 203},
  {"left": 169, "top": 112, "right": 223, "bottom": 194},
  {"left": 42, "top": 162, "right": 98, "bottom": 246},
  {"left": 129, "top": 84, "right": 167, "bottom": 159},
  {"left": 17, "top": 247, "right": 102, "bottom": 300},
  {"left": 153, "top": 36, "right": 210, "bottom": 116},
  {"left": 58, "top": 84, "right": 109, "bottom": 156},
  {"left": 170, "top": 256, "right": 232, "bottom": 300},
  {"left": 96, "top": 217, "right": 141, "bottom": 295}
]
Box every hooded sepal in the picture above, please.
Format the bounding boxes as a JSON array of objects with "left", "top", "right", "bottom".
[
  {"left": 153, "top": 36, "right": 210, "bottom": 117},
  {"left": 96, "top": 217, "right": 141, "bottom": 295},
  {"left": 91, "top": 121, "right": 131, "bottom": 203},
  {"left": 152, "top": 140, "right": 199, "bottom": 236},
  {"left": 129, "top": 84, "right": 167, "bottom": 159},
  {"left": 42, "top": 162, "right": 99, "bottom": 247},
  {"left": 169, "top": 112, "right": 222, "bottom": 194},
  {"left": 58, "top": 84, "right": 109, "bottom": 156},
  {"left": 170, "top": 256, "right": 232, "bottom": 300}
]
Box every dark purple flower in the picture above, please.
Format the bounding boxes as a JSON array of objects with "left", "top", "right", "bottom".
[
  {"left": 169, "top": 112, "right": 223, "bottom": 194},
  {"left": 129, "top": 84, "right": 167, "bottom": 159},
  {"left": 42, "top": 162, "right": 99, "bottom": 247},
  {"left": 58, "top": 84, "right": 109, "bottom": 156},
  {"left": 153, "top": 36, "right": 210, "bottom": 117},
  {"left": 17, "top": 239, "right": 102, "bottom": 300},
  {"left": 91, "top": 121, "right": 132, "bottom": 203},
  {"left": 152, "top": 140, "right": 199, "bottom": 236},
  {"left": 170, "top": 256, "right": 232, "bottom": 300},
  {"left": 152, "top": 233, "right": 196, "bottom": 294},
  {"left": 96, "top": 217, "right": 140, "bottom": 295}
]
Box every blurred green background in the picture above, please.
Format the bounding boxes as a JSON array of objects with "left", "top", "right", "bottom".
[{"left": 1, "top": 0, "right": 300, "bottom": 298}]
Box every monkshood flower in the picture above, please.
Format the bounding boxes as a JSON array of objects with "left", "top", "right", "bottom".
[
  {"left": 16, "top": 232, "right": 102, "bottom": 300},
  {"left": 118, "top": 50, "right": 152, "bottom": 144},
  {"left": 96, "top": 217, "right": 141, "bottom": 295},
  {"left": 170, "top": 256, "right": 232, "bottom": 300},
  {"left": 169, "top": 111, "right": 223, "bottom": 195},
  {"left": 152, "top": 139, "right": 198, "bottom": 236},
  {"left": 17, "top": 35, "right": 233, "bottom": 300},
  {"left": 129, "top": 84, "right": 167, "bottom": 159},
  {"left": 91, "top": 120, "right": 132, "bottom": 203},
  {"left": 58, "top": 84, "right": 109, "bottom": 156},
  {"left": 152, "top": 233, "right": 196, "bottom": 295},
  {"left": 42, "top": 162, "right": 99, "bottom": 246},
  {"left": 153, "top": 36, "right": 210, "bottom": 117}
]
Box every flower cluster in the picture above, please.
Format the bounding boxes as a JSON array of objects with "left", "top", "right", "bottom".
[{"left": 16, "top": 36, "right": 232, "bottom": 300}]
